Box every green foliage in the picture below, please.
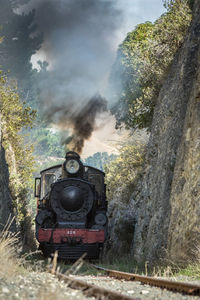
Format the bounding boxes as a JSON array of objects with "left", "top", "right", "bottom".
[
  {"left": 163, "top": 0, "right": 194, "bottom": 10},
  {"left": 174, "top": 264, "right": 200, "bottom": 279},
  {"left": 84, "top": 152, "right": 117, "bottom": 171},
  {"left": 105, "top": 144, "right": 145, "bottom": 202},
  {"left": 111, "top": 0, "right": 192, "bottom": 130},
  {"left": 27, "top": 127, "right": 66, "bottom": 158},
  {"left": 99, "top": 255, "right": 144, "bottom": 273},
  {"left": 0, "top": 72, "right": 36, "bottom": 224},
  {"left": 104, "top": 144, "right": 145, "bottom": 256}
]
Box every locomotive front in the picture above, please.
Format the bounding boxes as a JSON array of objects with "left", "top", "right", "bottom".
[{"left": 35, "top": 151, "right": 107, "bottom": 259}]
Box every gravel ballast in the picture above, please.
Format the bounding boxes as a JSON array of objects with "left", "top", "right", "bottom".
[
  {"left": 0, "top": 271, "right": 200, "bottom": 299},
  {"left": 0, "top": 272, "right": 94, "bottom": 300}
]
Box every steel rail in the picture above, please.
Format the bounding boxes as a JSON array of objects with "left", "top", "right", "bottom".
[
  {"left": 53, "top": 270, "right": 140, "bottom": 300},
  {"left": 91, "top": 265, "right": 200, "bottom": 296}
]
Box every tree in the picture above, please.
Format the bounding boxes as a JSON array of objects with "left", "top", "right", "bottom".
[
  {"left": 110, "top": 22, "right": 154, "bottom": 129},
  {"left": 110, "top": 0, "right": 192, "bottom": 130},
  {"left": 85, "top": 152, "right": 117, "bottom": 171},
  {"left": 28, "top": 127, "right": 66, "bottom": 158},
  {"left": 0, "top": 0, "right": 43, "bottom": 106}
]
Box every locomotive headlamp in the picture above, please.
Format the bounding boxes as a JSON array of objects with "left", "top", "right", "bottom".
[
  {"left": 65, "top": 159, "right": 80, "bottom": 174},
  {"left": 94, "top": 213, "right": 107, "bottom": 226}
]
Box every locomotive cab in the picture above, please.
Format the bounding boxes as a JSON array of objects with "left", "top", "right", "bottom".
[{"left": 35, "top": 151, "right": 108, "bottom": 259}]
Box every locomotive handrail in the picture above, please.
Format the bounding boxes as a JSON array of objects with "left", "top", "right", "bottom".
[{"left": 40, "top": 164, "right": 63, "bottom": 174}]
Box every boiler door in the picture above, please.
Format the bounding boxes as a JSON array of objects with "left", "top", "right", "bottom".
[
  {"left": 60, "top": 186, "right": 83, "bottom": 212},
  {"left": 50, "top": 179, "right": 94, "bottom": 221}
]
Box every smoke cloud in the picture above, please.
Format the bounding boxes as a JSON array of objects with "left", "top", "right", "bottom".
[
  {"left": 25, "top": 0, "right": 124, "bottom": 153},
  {"left": 47, "top": 94, "right": 107, "bottom": 153}
]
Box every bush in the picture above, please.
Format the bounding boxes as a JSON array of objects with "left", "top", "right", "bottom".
[
  {"left": 84, "top": 152, "right": 117, "bottom": 171},
  {"left": 27, "top": 127, "right": 66, "bottom": 158},
  {"left": 0, "top": 72, "right": 36, "bottom": 249},
  {"left": 105, "top": 143, "right": 145, "bottom": 203},
  {"left": 105, "top": 143, "right": 145, "bottom": 255},
  {"left": 110, "top": 0, "right": 192, "bottom": 130}
]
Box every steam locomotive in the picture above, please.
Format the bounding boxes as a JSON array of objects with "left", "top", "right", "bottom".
[{"left": 34, "top": 151, "right": 108, "bottom": 259}]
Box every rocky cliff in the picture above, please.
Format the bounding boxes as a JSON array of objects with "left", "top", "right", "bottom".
[
  {"left": 131, "top": 0, "right": 200, "bottom": 263},
  {"left": 0, "top": 122, "right": 15, "bottom": 230}
]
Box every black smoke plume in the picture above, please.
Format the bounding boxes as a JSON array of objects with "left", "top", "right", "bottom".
[
  {"left": 26, "top": 0, "right": 123, "bottom": 153},
  {"left": 46, "top": 95, "right": 107, "bottom": 153}
]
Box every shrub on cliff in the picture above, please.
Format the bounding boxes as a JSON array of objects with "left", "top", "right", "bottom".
[
  {"left": 0, "top": 72, "right": 36, "bottom": 250},
  {"left": 111, "top": 0, "right": 192, "bottom": 130},
  {"left": 105, "top": 143, "right": 145, "bottom": 203},
  {"left": 105, "top": 143, "right": 145, "bottom": 255}
]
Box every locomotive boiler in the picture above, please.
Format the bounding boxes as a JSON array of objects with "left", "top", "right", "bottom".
[{"left": 34, "top": 151, "right": 108, "bottom": 259}]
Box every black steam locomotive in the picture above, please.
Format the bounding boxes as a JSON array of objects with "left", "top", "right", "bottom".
[{"left": 34, "top": 151, "right": 107, "bottom": 259}]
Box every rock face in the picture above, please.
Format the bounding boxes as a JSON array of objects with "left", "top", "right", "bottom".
[
  {"left": 131, "top": 0, "right": 200, "bottom": 262},
  {"left": 0, "top": 127, "right": 14, "bottom": 230}
]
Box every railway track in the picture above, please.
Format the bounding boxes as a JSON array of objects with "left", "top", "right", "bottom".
[
  {"left": 53, "top": 270, "right": 139, "bottom": 300},
  {"left": 91, "top": 264, "right": 200, "bottom": 296},
  {"left": 51, "top": 251, "right": 138, "bottom": 299},
  {"left": 50, "top": 252, "right": 200, "bottom": 299}
]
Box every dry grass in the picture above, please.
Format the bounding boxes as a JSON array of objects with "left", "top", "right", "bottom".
[
  {"left": 0, "top": 218, "right": 19, "bottom": 279},
  {"left": 173, "top": 244, "right": 200, "bottom": 280}
]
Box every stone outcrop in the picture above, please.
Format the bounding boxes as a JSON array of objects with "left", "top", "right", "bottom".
[
  {"left": 131, "top": 0, "right": 200, "bottom": 263},
  {"left": 0, "top": 146, "right": 14, "bottom": 230},
  {"left": 0, "top": 121, "right": 15, "bottom": 230}
]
